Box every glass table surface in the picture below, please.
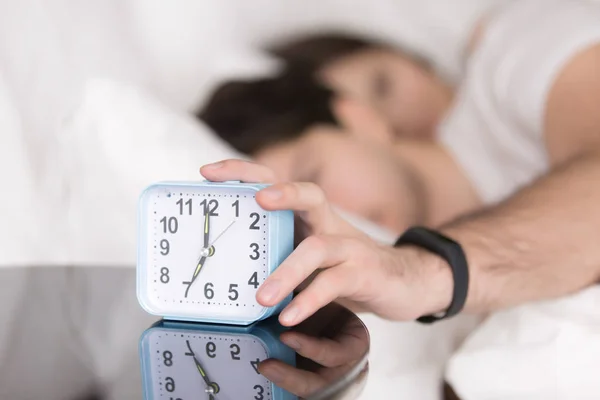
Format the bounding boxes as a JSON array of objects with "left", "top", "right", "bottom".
[{"left": 0, "top": 267, "right": 369, "bottom": 400}]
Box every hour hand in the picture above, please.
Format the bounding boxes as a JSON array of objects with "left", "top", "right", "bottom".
[
  {"left": 193, "top": 356, "right": 220, "bottom": 397},
  {"left": 193, "top": 355, "right": 212, "bottom": 386},
  {"left": 183, "top": 255, "right": 207, "bottom": 298}
]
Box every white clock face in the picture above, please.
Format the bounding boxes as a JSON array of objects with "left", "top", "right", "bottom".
[
  {"left": 140, "top": 184, "right": 270, "bottom": 322},
  {"left": 145, "top": 328, "right": 273, "bottom": 400}
]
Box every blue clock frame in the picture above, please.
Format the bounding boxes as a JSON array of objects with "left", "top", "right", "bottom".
[{"left": 136, "top": 181, "right": 294, "bottom": 325}]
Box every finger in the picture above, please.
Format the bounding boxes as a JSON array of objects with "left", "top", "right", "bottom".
[
  {"left": 258, "top": 359, "right": 327, "bottom": 397},
  {"left": 200, "top": 159, "right": 277, "bottom": 183},
  {"left": 279, "top": 266, "right": 358, "bottom": 326},
  {"left": 280, "top": 332, "right": 357, "bottom": 368},
  {"left": 257, "top": 182, "right": 349, "bottom": 234},
  {"left": 256, "top": 236, "right": 349, "bottom": 307}
]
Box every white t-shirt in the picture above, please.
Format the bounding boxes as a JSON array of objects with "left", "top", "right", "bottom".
[{"left": 438, "top": 0, "right": 600, "bottom": 205}]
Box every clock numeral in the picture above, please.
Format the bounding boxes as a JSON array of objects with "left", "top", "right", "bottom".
[
  {"left": 232, "top": 200, "right": 239, "bottom": 217},
  {"left": 248, "top": 272, "right": 259, "bottom": 289},
  {"left": 249, "top": 243, "right": 260, "bottom": 260},
  {"left": 250, "top": 358, "right": 261, "bottom": 374},
  {"left": 206, "top": 341, "right": 216, "bottom": 358},
  {"left": 230, "top": 343, "right": 241, "bottom": 360},
  {"left": 249, "top": 213, "right": 260, "bottom": 230},
  {"left": 184, "top": 340, "right": 194, "bottom": 356},
  {"left": 200, "top": 199, "right": 219, "bottom": 216},
  {"left": 165, "top": 377, "right": 176, "bottom": 392},
  {"left": 182, "top": 281, "right": 193, "bottom": 298},
  {"left": 228, "top": 284, "right": 239, "bottom": 301},
  {"left": 176, "top": 198, "right": 192, "bottom": 215},
  {"left": 160, "top": 216, "right": 178, "bottom": 234},
  {"left": 159, "top": 239, "right": 170, "bottom": 255},
  {"left": 254, "top": 384, "right": 265, "bottom": 400},
  {"left": 163, "top": 350, "right": 173, "bottom": 367},
  {"left": 160, "top": 267, "right": 170, "bottom": 284},
  {"left": 204, "top": 282, "right": 214, "bottom": 299}
]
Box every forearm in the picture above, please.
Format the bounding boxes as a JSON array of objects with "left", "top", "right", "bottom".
[
  {"left": 435, "top": 150, "right": 600, "bottom": 314},
  {"left": 394, "top": 141, "right": 481, "bottom": 226}
]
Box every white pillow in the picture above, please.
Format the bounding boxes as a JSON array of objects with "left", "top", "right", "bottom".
[
  {"left": 59, "top": 78, "right": 243, "bottom": 267},
  {"left": 0, "top": 73, "right": 42, "bottom": 267}
]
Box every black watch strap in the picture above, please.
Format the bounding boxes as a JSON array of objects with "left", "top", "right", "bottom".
[{"left": 394, "top": 226, "right": 469, "bottom": 324}]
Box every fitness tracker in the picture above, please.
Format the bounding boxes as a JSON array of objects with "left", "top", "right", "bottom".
[{"left": 394, "top": 226, "right": 469, "bottom": 324}]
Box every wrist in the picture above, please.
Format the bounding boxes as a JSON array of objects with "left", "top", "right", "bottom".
[{"left": 388, "top": 245, "right": 454, "bottom": 319}]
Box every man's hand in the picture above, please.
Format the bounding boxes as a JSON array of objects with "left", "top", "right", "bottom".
[
  {"left": 258, "top": 317, "right": 368, "bottom": 397},
  {"left": 201, "top": 160, "right": 452, "bottom": 326}
]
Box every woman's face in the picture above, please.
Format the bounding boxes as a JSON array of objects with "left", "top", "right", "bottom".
[
  {"left": 254, "top": 125, "right": 421, "bottom": 233},
  {"left": 318, "top": 48, "right": 453, "bottom": 141}
]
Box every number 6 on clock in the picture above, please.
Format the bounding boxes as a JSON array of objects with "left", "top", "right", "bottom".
[{"left": 136, "top": 181, "right": 294, "bottom": 325}]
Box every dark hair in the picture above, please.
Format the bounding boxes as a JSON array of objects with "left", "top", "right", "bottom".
[
  {"left": 199, "top": 68, "right": 338, "bottom": 155},
  {"left": 268, "top": 32, "right": 381, "bottom": 75},
  {"left": 199, "top": 33, "right": 383, "bottom": 155}
]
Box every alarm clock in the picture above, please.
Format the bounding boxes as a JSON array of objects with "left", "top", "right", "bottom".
[
  {"left": 139, "top": 319, "right": 297, "bottom": 400},
  {"left": 137, "top": 181, "right": 294, "bottom": 325}
]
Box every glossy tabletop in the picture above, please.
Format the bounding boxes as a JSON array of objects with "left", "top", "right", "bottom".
[{"left": 0, "top": 267, "right": 369, "bottom": 400}]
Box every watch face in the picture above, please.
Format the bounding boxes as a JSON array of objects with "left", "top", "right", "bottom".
[
  {"left": 139, "top": 184, "right": 270, "bottom": 322},
  {"left": 144, "top": 328, "right": 273, "bottom": 400}
]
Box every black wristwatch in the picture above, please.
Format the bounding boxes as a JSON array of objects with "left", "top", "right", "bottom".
[{"left": 394, "top": 226, "right": 469, "bottom": 324}]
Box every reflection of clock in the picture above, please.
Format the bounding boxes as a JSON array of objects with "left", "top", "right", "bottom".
[
  {"left": 140, "top": 320, "right": 297, "bottom": 400},
  {"left": 136, "top": 181, "right": 294, "bottom": 325}
]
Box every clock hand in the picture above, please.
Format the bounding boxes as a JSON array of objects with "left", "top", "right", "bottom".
[
  {"left": 190, "top": 255, "right": 207, "bottom": 284},
  {"left": 193, "top": 355, "right": 220, "bottom": 397},
  {"left": 193, "top": 355, "right": 213, "bottom": 386},
  {"left": 183, "top": 255, "right": 207, "bottom": 298},
  {"left": 206, "top": 385, "right": 220, "bottom": 400},
  {"left": 207, "top": 219, "right": 236, "bottom": 248},
  {"left": 184, "top": 218, "right": 236, "bottom": 297},
  {"left": 189, "top": 218, "right": 233, "bottom": 287},
  {"left": 203, "top": 211, "right": 210, "bottom": 249},
  {"left": 184, "top": 212, "right": 215, "bottom": 295}
]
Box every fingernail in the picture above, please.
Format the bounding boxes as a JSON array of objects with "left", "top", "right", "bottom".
[
  {"left": 203, "top": 162, "right": 223, "bottom": 170},
  {"left": 264, "top": 364, "right": 285, "bottom": 382},
  {"left": 280, "top": 306, "right": 300, "bottom": 325},
  {"left": 260, "top": 188, "right": 282, "bottom": 200},
  {"left": 282, "top": 336, "right": 302, "bottom": 350},
  {"left": 258, "top": 280, "right": 280, "bottom": 303}
]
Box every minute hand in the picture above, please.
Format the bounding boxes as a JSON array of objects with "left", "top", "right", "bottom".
[{"left": 203, "top": 212, "right": 210, "bottom": 249}]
